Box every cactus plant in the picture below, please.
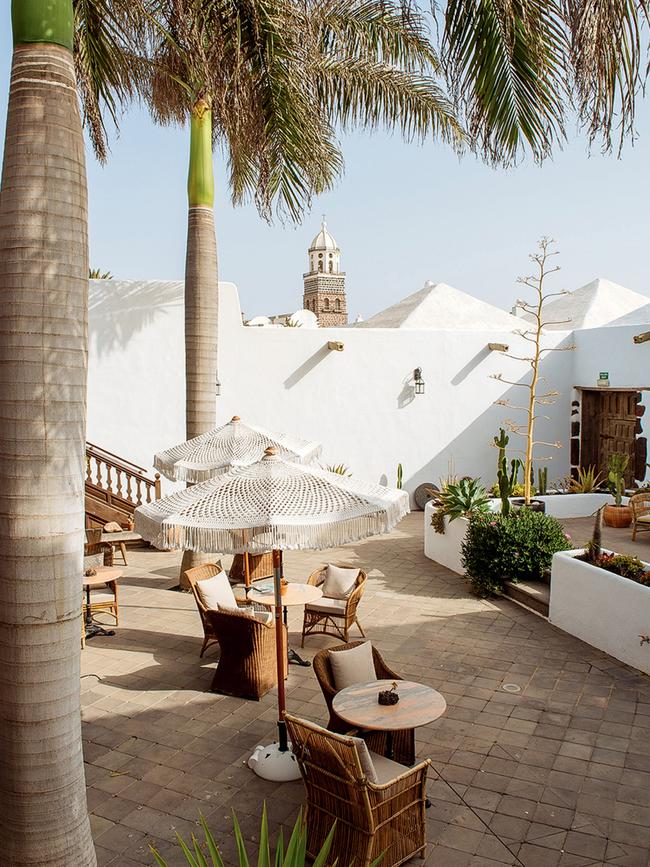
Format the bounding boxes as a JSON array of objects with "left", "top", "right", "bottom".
[
  {"left": 537, "top": 467, "right": 548, "bottom": 496},
  {"left": 493, "top": 428, "right": 521, "bottom": 516},
  {"left": 397, "top": 463, "right": 403, "bottom": 490},
  {"left": 607, "top": 453, "right": 629, "bottom": 506}
]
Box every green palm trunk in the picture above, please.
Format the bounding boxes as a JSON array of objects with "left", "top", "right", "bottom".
[
  {"left": 180, "top": 98, "right": 220, "bottom": 586},
  {"left": 0, "top": 1, "right": 95, "bottom": 863}
]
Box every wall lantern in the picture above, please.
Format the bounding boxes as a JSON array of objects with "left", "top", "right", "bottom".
[
  {"left": 215, "top": 376, "right": 221, "bottom": 396},
  {"left": 413, "top": 367, "right": 425, "bottom": 395},
  {"left": 633, "top": 331, "right": 650, "bottom": 345}
]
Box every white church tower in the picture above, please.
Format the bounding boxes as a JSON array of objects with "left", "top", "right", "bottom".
[{"left": 302, "top": 219, "right": 347, "bottom": 326}]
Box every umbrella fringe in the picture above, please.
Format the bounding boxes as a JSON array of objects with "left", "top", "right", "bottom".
[{"left": 135, "top": 499, "right": 409, "bottom": 554}]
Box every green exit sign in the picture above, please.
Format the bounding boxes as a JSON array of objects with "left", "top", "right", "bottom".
[{"left": 599, "top": 372, "right": 609, "bottom": 379}]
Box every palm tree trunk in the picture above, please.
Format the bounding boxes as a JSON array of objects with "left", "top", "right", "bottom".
[
  {"left": 0, "top": 2, "right": 95, "bottom": 863},
  {"left": 180, "top": 97, "right": 219, "bottom": 587}
]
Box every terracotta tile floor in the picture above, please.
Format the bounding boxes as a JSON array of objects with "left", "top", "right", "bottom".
[{"left": 82, "top": 513, "right": 650, "bottom": 866}]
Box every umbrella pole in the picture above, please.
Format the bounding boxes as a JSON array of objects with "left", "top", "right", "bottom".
[
  {"left": 243, "top": 530, "right": 251, "bottom": 597},
  {"left": 273, "top": 548, "right": 288, "bottom": 752}
]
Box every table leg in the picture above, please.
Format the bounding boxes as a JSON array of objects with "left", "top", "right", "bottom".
[
  {"left": 84, "top": 585, "right": 116, "bottom": 640},
  {"left": 386, "top": 730, "right": 394, "bottom": 760}
]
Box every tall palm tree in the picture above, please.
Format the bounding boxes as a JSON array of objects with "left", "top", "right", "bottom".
[
  {"left": 0, "top": 1, "right": 139, "bottom": 862},
  {"left": 140, "top": 0, "right": 463, "bottom": 580}
]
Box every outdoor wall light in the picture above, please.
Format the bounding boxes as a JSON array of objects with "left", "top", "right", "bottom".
[
  {"left": 633, "top": 331, "right": 650, "bottom": 345},
  {"left": 488, "top": 342, "right": 509, "bottom": 352},
  {"left": 414, "top": 367, "right": 425, "bottom": 395},
  {"left": 215, "top": 376, "right": 221, "bottom": 396}
]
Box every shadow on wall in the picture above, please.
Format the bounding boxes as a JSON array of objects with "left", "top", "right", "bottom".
[
  {"left": 89, "top": 279, "right": 183, "bottom": 358},
  {"left": 403, "top": 335, "right": 574, "bottom": 496}
]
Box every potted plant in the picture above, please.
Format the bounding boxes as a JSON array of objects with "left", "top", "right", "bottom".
[
  {"left": 424, "top": 477, "right": 491, "bottom": 573},
  {"left": 603, "top": 453, "right": 632, "bottom": 528}
]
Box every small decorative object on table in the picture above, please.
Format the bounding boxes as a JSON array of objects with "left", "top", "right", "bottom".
[
  {"left": 280, "top": 578, "right": 289, "bottom": 596},
  {"left": 84, "top": 567, "right": 97, "bottom": 577},
  {"left": 378, "top": 681, "right": 400, "bottom": 705}
]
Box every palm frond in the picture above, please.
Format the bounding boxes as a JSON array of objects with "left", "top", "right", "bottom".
[
  {"left": 441, "top": 0, "right": 569, "bottom": 164},
  {"left": 73, "top": 0, "right": 146, "bottom": 162},
  {"left": 564, "top": 0, "right": 649, "bottom": 152}
]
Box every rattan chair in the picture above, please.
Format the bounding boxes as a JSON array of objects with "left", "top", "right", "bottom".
[
  {"left": 206, "top": 608, "right": 286, "bottom": 699},
  {"left": 83, "top": 538, "right": 118, "bottom": 624},
  {"left": 285, "top": 713, "right": 429, "bottom": 867},
  {"left": 313, "top": 641, "right": 416, "bottom": 766},
  {"left": 301, "top": 564, "right": 367, "bottom": 646},
  {"left": 184, "top": 563, "right": 225, "bottom": 657},
  {"left": 631, "top": 492, "right": 650, "bottom": 541}
]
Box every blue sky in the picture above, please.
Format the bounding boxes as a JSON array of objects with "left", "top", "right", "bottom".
[{"left": 2, "top": 9, "right": 649, "bottom": 321}]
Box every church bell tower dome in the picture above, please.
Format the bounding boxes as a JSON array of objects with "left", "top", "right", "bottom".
[{"left": 302, "top": 217, "right": 347, "bottom": 326}]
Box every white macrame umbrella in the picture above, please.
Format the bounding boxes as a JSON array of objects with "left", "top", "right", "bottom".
[
  {"left": 154, "top": 415, "right": 321, "bottom": 483},
  {"left": 135, "top": 447, "right": 409, "bottom": 780}
]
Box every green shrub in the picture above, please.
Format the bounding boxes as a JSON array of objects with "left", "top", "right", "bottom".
[{"left": 461, "top": 509, "right": 572, "bottom": 597}]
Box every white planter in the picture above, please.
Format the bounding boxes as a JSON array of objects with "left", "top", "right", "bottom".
[
  {"left": 488, "top": 493, "right": 619, "bottom": 518},
  {"left": 424, "top": 503, "right": 468, "bottom": 575},
  {"left": 550, "top": 549, "right": 650, "bottom": 676}
]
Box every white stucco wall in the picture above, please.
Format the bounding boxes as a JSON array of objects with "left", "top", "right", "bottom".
[
  {"left": 88, "top": 280, "right": 569, "bottom": 493},
  {"left": 87, "top": 280, "right": 649, "bottom": 496}
]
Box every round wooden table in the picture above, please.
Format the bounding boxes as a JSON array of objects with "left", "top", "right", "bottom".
[
  {"left": 83, "top": 566, "right": 122, "bottom": 639},
  {"left": 248, "top": 582, "right": 323, "bottom": 667},
  {"left": 333, "top": 679, "right": 446, "bottom": 760}
]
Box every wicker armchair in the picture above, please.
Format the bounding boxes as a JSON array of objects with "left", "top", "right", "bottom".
[
  {"left": 206, "top": 607, "right": 286, "bottom": 700},
  {"left": 184, "top": 563, "right": 225, "bottom": 657},
  {"left": 301, "top": 564, "right": 367, "bottom": 646},
  {"left": 313, "top": 641, "right": 416, "bottom": 766},
  {"left": 285, "top": 713, "right": 429, "bottom": 867},
  {"left": 631, "top": 492, "right": 650, "bottom": 541},
  {"left": 83, "top": 536, "right": 118, "bottom": 624}
]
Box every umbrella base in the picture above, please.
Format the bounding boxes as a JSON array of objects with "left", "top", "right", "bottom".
[{"left": 248, "top": 741, "right": 301, "bottom": 781}]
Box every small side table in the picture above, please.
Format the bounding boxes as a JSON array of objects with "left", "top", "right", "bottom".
[
  {"left": 248, "top": 582, "right": 323, "bottom": 667},
  {"left": 83, "top": 566, "right": 122, "bottom": 640},
  {"left": 333, "top": 679, "right": 446, "bottom": 760}
]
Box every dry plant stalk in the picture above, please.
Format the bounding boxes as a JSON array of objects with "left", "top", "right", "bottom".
[{"left": 492, "top": 237, "right": 574, "bottom": 505}]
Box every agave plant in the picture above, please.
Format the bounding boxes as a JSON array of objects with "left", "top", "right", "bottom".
[
  {"left": 438, "top": 477, "right": 490, "bottom": 523},
  {"left": 569, "top": 465, "right": 604, "bottom": 494},
  {"left": 150, "top": 807, "right": 349, "bottom": 866}
]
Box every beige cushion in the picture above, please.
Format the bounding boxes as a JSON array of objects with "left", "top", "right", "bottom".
[
  {"left": 351, "top": 736, "right": 378, "bottom": 783},
  {"left": 305, "top": 597, "right": 347, "bottom": 615},
  {"left": 103, "top": 521, "right": 122, "bottom": 532},
  {"left": 239, "top": 606, "right": 273, "bottom": 626},
  {"left": 86, "top": 590, "right": 115, "bottom": 604},
  {"left": 329, "top": 641, "right": 376, "bottom": 690},
  {"left": 637, "top": 514, "right": 650, "bottom": 524},
  {"left": 196, "top": 572, "right": 237, "bottom": 611},
  {"left": 369, "top": 750, "right": 410, "bottom": 785},
  {"left": 322, "top": 564, "right": 359, "bottom": 599}
]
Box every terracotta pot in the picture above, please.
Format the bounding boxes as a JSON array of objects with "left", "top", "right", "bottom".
[{"left": 603, "top": 504, "right": 632, "bottom": 528}]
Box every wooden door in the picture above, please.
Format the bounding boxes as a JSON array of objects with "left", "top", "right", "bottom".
[{"left": 580, "top": 390, "right": 637, "bottom": 485}]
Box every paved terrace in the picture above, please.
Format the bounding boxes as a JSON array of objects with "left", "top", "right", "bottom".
[{"left": 82, "top": 514, "right": 650, "bottom": 867}]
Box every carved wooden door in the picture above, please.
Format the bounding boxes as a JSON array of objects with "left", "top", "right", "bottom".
[{"left": 580, "top": 390, "right": 637, "bottom": 485}]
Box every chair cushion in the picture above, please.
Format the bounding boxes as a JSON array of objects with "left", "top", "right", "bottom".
[
  {"left": 86, "top": 590, "right": 115, "bottom": 603},
  {"left": 637, "top": 514, "right": 650, "bottom": 524},
  {"left": 368, "top": 750, "right": 409, "bottom": 785},
  {"left": 239, "top": 606, "right": 273, "bottom": 625},
  {"left": 322, "top": 564, "right": 360, "bottom": 599},
  {"left": 196, "top": 572, "right": 238, "bottom": 611},
  {"left": 350, "top": 736, "right": 378, "bottom": 783},
  {"left": 305, "top": 597, "right": 347, "bottom": 615},
  {"left": 329, "top": 641, "right": 376, "bottom": 690}
]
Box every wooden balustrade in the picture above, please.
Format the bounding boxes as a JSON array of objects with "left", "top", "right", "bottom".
[{"left": 85, "top": 442, "right": 161, "bottom": 527}]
